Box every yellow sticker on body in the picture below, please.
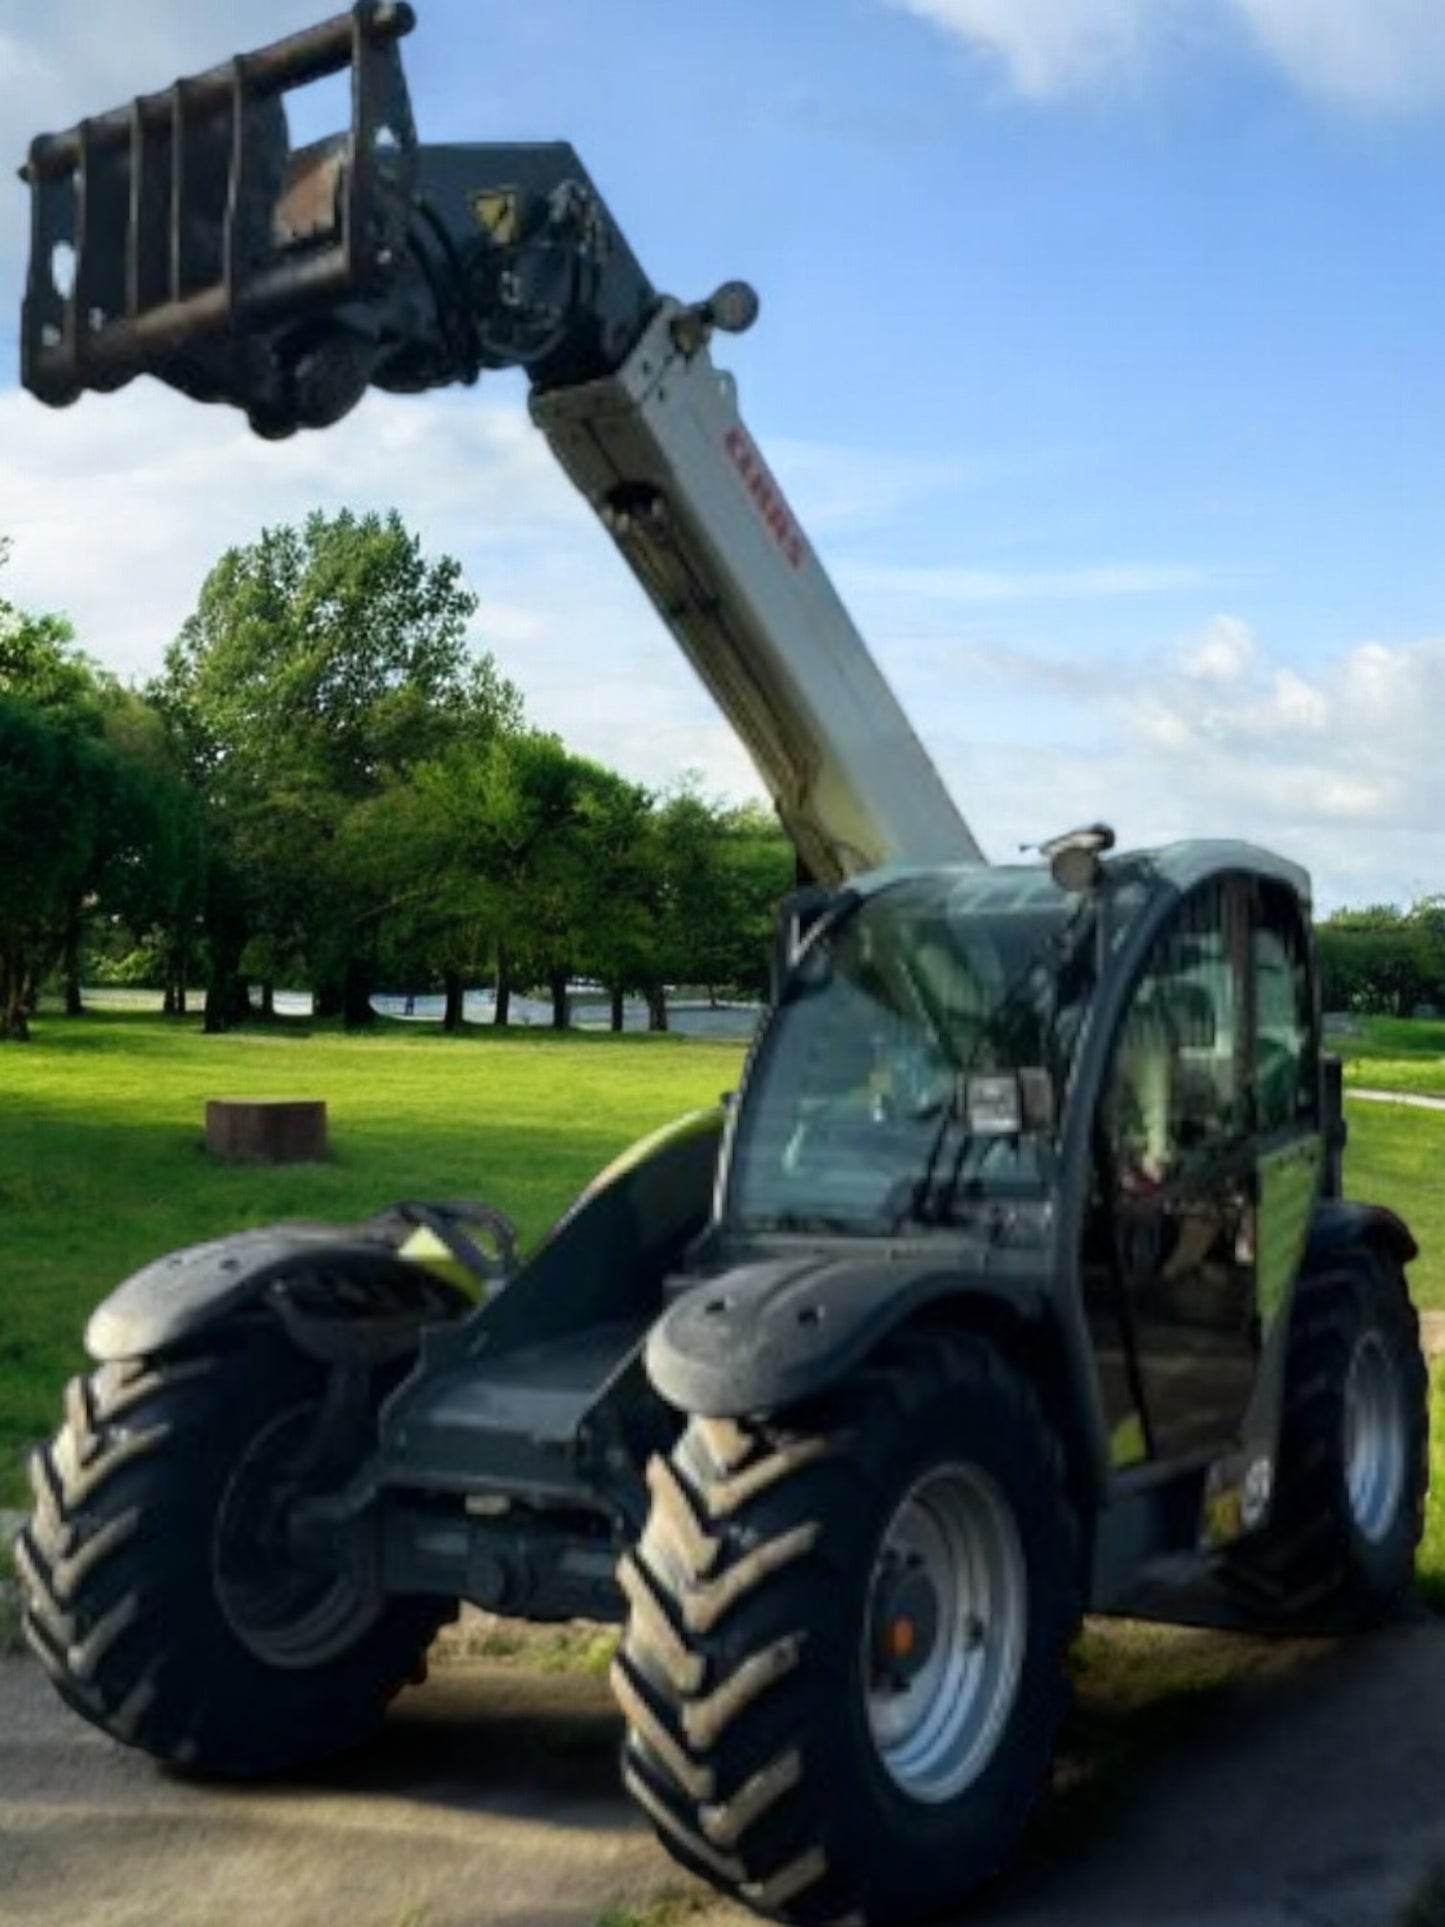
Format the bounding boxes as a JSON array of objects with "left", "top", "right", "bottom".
[{"left": 471, "top": 189, "right": 521, "bottom": 245}]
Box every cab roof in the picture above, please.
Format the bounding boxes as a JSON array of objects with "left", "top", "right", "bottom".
[{"left": 853, "top": 839, "right": 1313, "bottom": 916}]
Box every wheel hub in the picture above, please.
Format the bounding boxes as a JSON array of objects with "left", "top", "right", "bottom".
[
  {"left": 1343, "top": 1330, "right": 1406, "bottom": 1546},
  {"left": 863, "top": 1463, "right": 1027, "bottom": 1805},
  {"left": 870, "top": 1556, "right": 943, "bottom": 1688},
  {"left": 213, "top": 1404, "right": 383, "bottom": 1669}
]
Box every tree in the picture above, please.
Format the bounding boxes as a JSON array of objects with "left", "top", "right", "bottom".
[
  {"left": 85, "top": 692, "right": 206, "bottom": 1017},
  {"left": 0, "top": 698, "right": 103, "bottom": 1036},
  {"left": 711, "top": 801, "right": 794, "bottom": 1000},
  {"left": 157, "top": 509, "right": 522, "bottom": 1029},
  {"left": 1316, "top": 902, "right": 1445, "bottom": 1017},
  {"left": 0, "top": 549, "right": 203, "bottom": 1037},
  {"left": 388, "top": 731, "right": 606, "bottom": 1027}
]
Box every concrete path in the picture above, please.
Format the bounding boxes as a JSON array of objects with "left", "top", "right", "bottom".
[
  {"left": 1350, "top": 1087, "right": 1445, "bottom": 1113},
  {"left": 993, "top": 1611, "right": 1445, "bottom": 1927},
  {"left": 4, "top": 1610, "right": 1445, "bottom": 1927},
  {"left": 0, "top": 1656, "right": 692, "bottom": 1927}
]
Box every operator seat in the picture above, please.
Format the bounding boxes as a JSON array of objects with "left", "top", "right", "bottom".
[{"left": 1107, "top": 993, "right": 1174, "bottom": 1183}]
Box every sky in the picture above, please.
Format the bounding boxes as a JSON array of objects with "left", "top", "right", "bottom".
[{"left": 1, "top": 0, "right": 1443, "bottom": 912}]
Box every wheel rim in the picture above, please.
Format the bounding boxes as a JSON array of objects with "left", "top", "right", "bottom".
[
  {"left": 1343, "top": 1332, "right": 1407, "bottom": 1545},
  {"left": 213, "top": 1405, "right": 382, "bottom": 1669},
  {"left": 863, "top": 1463, "right": 1027, "bottom": 1804}
]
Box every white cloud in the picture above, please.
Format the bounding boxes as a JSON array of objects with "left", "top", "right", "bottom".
[
  {"left": 929, "top": 616, "right": 1445, "bottom": 906},
  {"left": 1178, "top": 613, "right": 1255, "bottom": 682},
  {"left": 1229, "top": 0, "right": 1445, "bottom": 111},
  {"left": 886, "top": 0, "right": 1172, "bottom": 100},
  {"left": 887, "top": 0, "right": 1445, "bottom": 108}
]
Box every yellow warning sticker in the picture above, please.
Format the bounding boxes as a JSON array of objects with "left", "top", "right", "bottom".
[{"left": 470, "top": 189, "right": 521, "bottom": 246}]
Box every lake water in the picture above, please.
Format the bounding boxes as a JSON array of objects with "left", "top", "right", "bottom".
[
  {"left": 369, "top": 991, "right": 763, "bottom": 1040},
  {"left": 80, "top": 986, "right": 764, "bottom": 1041}
]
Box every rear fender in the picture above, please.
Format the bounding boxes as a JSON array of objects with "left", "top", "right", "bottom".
[
  {"left": 85, "top": 1218, "right": 476, "bottom": 1365},
  {"left": 1303, "top": 1197, "right": 1418, "bottom": 1273}
]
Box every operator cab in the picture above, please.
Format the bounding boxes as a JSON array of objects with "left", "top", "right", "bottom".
[{"left": 723, "top": 840, "right": 1325, "bottom": 1488}]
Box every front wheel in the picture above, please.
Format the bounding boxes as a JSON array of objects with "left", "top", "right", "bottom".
[
  {"left": 616, "top": 1335, "right": 1081, "bottom": 1925},
  {"left": 14, "top": 1326, "right": 450, "bottom": 1775}
]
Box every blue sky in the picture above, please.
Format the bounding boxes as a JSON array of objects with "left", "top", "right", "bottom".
[{"left": 1, "top": 0, "right": 1443, "bottom": 909}]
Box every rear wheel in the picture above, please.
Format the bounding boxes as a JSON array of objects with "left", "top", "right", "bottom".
[
  {"left": 14, "top": 1326, "right": 450, "bottom": 1775},
  {"left": 1226, "top": 1250, "right": 1427, "bottom": 1625},
  {"left": 615, "top": 1335, "right": 1080, "bottom": 1924}
]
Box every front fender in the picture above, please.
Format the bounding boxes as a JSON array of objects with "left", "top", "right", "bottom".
[{"left": 646, "top": 1250, "right": 1048, "bottom": 1418}]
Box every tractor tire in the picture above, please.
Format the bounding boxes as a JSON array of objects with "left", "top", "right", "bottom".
[
  {"left": 1225, "top": 1249, "right": 1428, "bottom": 1627},
  {"left": 13, "top": 1325, "right": 450, "bottom": 1776},
  {"left": 615, "top": 1334, "right": 1081, "bottom": 1925}
]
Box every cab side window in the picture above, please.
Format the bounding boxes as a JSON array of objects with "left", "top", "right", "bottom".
[
  {"left": 1253, "top": 886, "right": 1317, "bottom": 1131},
  {"left": 1103, "top": 879, "right": 1243, "bottom": 1180}
]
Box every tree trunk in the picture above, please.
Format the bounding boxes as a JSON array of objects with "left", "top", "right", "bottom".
[
  {"left": 203, "top": 950, "right": 251, "bottom": 1034},
  {"left": 610, "top": 983, "right": 625, "bottom": 1033},
  {"left": 494, "top": 950, "right": 512, "bottom": 1028},
  {"left": 314, "top": 978, "right": 343, "bottom": 1021},
  {"left": 2, "top": 944, "right": 30, "bottom": 1041},
  {"left": 203, "top": 973, "right": 250, "bottom": 1034},
  {"left": 647, "top": 985, "right": 669, "bottom": 1033},
  {"left": 342, "top": 957, "right": 374, "bottom": 1029},
  {"left": 63, "top": 920, "right": 84, "bottom": 1017},
  {"left": 443, "top": 969, "right": 464, "bottom": 1032},
  {"left": 259, "top": 981, "right": 276, "bottom": 1021},
  {"left": 549, "top": 968, "right": 569, "bottom": 1030},
  {"left": 164, "top": 943, "right": 189, "bottom": 1017}
]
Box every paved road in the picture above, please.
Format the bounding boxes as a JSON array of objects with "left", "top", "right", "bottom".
[{"left": 4, "top": 1611, "right": 1445, "bottom": 1927}]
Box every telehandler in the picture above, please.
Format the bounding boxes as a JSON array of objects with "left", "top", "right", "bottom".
[{"left": 12, "top": 8, "right": 1429, "bottom": 1920}]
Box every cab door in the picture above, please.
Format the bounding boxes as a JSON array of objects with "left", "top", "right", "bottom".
[
  {"left": 1250, "top": 879, "right": 1324, "bottom": 1336},
  {"left": 1097, "top": 876, "right": 1257, "bottom": 1464}
]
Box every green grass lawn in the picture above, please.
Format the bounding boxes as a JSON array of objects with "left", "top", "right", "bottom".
[
  {"left": 1342, "top": 1098, "right": 1445, "bottom": 1306},
  {"left": 1335, "top": 1013, "right": 1445, "bottom": 1095}
]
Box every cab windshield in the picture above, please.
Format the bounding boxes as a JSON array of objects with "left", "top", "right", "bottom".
[{"left": 726, "top": 871, "right": 1095, "bottom": 1236}]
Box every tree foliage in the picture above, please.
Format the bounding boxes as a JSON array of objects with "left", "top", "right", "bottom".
[
  {"left": 157, "top": 509, "right": 523, "bottom": 1028},
  {"left": 0, "top": 552, "right": 201, "bottom": 1038},
  {"left": 1316, "top": 902, "right": 1445, "bottom": 1017},
  {"left": 2, "top": 512, "right": 796, "bottom": 1037}
]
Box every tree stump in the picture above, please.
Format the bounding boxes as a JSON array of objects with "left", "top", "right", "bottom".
[{"left": 205, "top": 1098, "right": 328, "bottom": 1164}]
